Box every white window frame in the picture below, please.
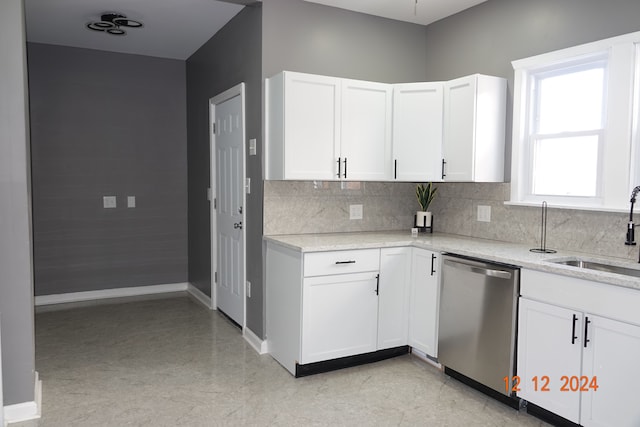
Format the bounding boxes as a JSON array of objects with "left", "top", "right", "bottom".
[{"left": 510, "top": 31, "right": 640, "bottom": 212}]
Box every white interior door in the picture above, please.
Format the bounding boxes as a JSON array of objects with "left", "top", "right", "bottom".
[{"left": 211, "top": 84, "right": 245, "bottom": 327}]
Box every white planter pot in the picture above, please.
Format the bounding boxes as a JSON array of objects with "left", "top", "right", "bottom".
[{"left": 416, "top": 211, "right": 432, "bottom": 228}]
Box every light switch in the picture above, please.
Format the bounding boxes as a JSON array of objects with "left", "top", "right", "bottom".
[
  {"left": 249, "top": 138, "right": 257, "bottom": 156},
  {"left": 127, "top": 196, "right": 136, "bottom": 208},
  {"left": 350, "top": 204, "right": 363, "bottom": 220},
  {"left": 477, "top": 205, "right": 491, "bottom": 222},
  {"left": 103, "top": 196, "right": 116, "bottom": 209}
]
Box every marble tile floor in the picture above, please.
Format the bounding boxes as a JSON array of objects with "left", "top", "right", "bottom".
[{"left": 13, "top": 293, "right": 551, "bottom": 426}]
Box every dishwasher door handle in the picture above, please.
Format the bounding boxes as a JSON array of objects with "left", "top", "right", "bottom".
[{"left": 444, "top": 259, "right": 513, "bottom": 279}]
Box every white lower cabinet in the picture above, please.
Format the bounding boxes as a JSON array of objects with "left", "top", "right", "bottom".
[
  {"left": 301, "top": 272, "right": 378, "bottom": 364},
  {"left": 580, "top": 315, "right": 640, "bottom": 427},
  {"left": 267, "top": 243, "right": 425, "bottom": 376},
  {"left": 518, "top": 269, "right": 640, "bottom": 427},
  {"left": 517, "top": 298, "right": 583, "bottom": 423},
  {"left": 377, "top": 247, "right": 411, "bottom": 349},
  {"left": 408, "top": 248, "right": 440, "bottom": 357}
]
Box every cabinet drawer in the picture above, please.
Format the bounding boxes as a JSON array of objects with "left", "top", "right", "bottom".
[{"left": 304, "top": 249, "right": 380, "bottom": 277}]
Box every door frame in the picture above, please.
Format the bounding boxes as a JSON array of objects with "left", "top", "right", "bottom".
[{"left": 209, "top": 82, "right": 247, "bottom": 329}]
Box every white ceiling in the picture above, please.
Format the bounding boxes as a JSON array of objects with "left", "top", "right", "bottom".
[
  {"left": 24, "top": 0, "right": 245, "bottom": 60},
  {"left": 304, "top": 0, "right": 488, "bottom": 26},
  {"left": 24, "top": 0, "right": 487, "bottom": 60}
]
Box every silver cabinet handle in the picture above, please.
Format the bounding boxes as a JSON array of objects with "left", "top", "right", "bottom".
[
  {"left": 234, "top": 222, "right": 243, "bottom": 229},
  {"left": 444, "top": 259, "right": 512, "bottom": 279}
]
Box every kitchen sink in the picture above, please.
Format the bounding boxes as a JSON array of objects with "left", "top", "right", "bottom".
[{"left": 547, "top": 258, "right": 640, "bottom": 278}]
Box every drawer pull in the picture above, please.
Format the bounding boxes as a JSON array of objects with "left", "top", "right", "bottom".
[
  {"left": 584, "top": 317, "right": 591, "bottom": 348},
  {"left": 335, "top": 260, "right": 356, "bottom": 265}
]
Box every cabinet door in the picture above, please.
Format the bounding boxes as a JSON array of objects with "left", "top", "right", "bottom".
[
  {"left": 517, "top": 298, "right": 582, "bottom": 424},
  {"left": 284, "top": 72, "right": 341, "bottom": 180},
  {"left": 392, "top": 83, "right": 444, "bottom": 182},
  {"left": 378, "top": 247, "right": 411, "bottom": 350},
  {"left": 408, "top": 248, "right": 440, "bottom": 357},
  {"left": 341, "top": 79, "right": 392, "bottom": 181},
  {"left": 443, "top": 75, "right": 476, "bottom": 182},
  {"left": 581, "top": 315, "right": 640, "bottom": 427},
  {"left": 301, "top": 272, "right": 378, "bottom": 364}
]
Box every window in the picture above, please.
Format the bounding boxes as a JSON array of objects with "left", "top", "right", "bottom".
[
  {"left": 511, "top": 31, "right": 640, "bottom": 211},
  {"left": 530, "top": 62, "right": 606, "bottom": 199}
]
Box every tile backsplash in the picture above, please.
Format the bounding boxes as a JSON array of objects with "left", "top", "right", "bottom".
[
  {"left": 263, "top": 181, "right": 417, "bottom": 235},
  {"left": 264, "top": 181, "right": 638, "bottom": 261}
]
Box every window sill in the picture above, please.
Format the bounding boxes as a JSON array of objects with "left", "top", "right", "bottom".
[{"left": 504, "top": 200, "right": 629, "bottom": 214}]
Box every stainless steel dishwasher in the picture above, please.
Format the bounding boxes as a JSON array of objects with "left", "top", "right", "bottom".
[{"left": 438, "top": 254, "right": 520, "bottom": 405}]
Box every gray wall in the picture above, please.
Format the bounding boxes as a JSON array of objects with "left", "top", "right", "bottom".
[
  {"left": 261, "top": 0, "right": 428, "bottom": 82},
  {"left": 425, "top": 0, "right": 640, "bottom": 81},
  {"left": 259, "top": 0, "right": 430, "bottom": 337},
  {"left": 28, "top": 44, "right": 188, "bottom": 296},
  {"left": 186, "top": 6, "right": 262, "bottom": 333},
  {"left": 419, "top": 0, "right": 640, "bottom": 253},
  {"left": 0, "top": 0, "right": 36, "bottom": 406},
  {"left": 424, "top": 0, "right": 640, "bottom": 176}
]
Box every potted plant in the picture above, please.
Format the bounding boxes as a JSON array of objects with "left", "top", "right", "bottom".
[{"left": 415, "top": 182, "right": 437, "bottom": 228}]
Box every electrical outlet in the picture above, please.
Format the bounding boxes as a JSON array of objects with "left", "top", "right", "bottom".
[
  {"left": 350, "top": 204, "right": 363, "bottom": 220},
  {"left": 127, "top": 196, "right": 136, "bottom": 208},
  {"left": 246, "top": 281, "right": 251, "bottom": 298},
  {"left": 477, "top": 205, "right": 491, "bottom": 222},
  {"left": 249, "top": 138, "right": 257, "bottom": 156},
  {"left": 103, "top": 196, "right": 116, "bottom": 209}
]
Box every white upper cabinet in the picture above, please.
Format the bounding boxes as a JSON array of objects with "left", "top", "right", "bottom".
[
  {"left": 266, "top": 71, "right": 507, "bottom": 182},
  {"left": 442, "top": 74, "right": 506, "bottom": 182},
  {"left": 392, "top": 82, "right": 444, "bottom": 182},
  {"left": 266, "top": 71, "right": 341, "bottom": 180},
  {"left": 266, "top": 71, "right": 391, "bottom": 181},
  {"left": 341, "top": 79, "right": 393, "bottom": 181}
]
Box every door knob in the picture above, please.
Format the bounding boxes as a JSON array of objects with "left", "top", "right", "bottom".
[{"left": 234, "top": 222, "right": 243, "bottom": 229}]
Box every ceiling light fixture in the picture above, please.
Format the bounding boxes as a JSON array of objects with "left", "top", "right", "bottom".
[{"left": 87, "top": 13, "right": 143, "bottom": 36}]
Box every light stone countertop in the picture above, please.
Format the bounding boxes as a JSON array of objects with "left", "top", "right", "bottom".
[{"left": 264, "top": 231, "right": 640, "bottom": 291}]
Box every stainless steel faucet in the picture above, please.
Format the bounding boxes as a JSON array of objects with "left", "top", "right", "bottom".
[{"left": 626, "top": 185, "right": 640, "bottom": 262}]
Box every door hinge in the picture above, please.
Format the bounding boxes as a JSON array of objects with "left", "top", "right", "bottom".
[
  {"left": 214, "top": 271, "right": 217, "bottom": 283},
  {"left": 212, "top": 123, "right": 216, "bottom": 134},
  {"left": 214, "top": 197, "right": 217, "bottom": 209}
]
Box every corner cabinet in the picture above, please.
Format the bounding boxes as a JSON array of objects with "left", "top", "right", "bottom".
[
  {"left": 408, "top": 248, "right": 440, "bottom": 357},
  {"left": 377, "top": 247, "right": 411, "bottom": 349},
  {"left": 392, "top": 83, "right": 444, "bottom": 182},
  {"left": 517, "top": 269, "right": 640, "bottom": 427},
  {"left": 442, "top": 74, "right": 506, "bottom": 182},
  {"left": 266, "top": 71, "right": 392, "bottom": 181}
]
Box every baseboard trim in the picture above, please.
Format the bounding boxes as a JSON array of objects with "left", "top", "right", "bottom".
[
  {"left": 187, "top": 284, "right": 212, "bottom": 309},
  {"left": 4, "top": 372, "right": 41, "bottom": 425},
  {"left": 243, "top": 327, "right": 268, "bottom": 354},
  {"left": 410, "top": 348, "right": 442, "bottom": 369},
  {"left": 34, "top": 283, "right": 190, "bottom": 306}
]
